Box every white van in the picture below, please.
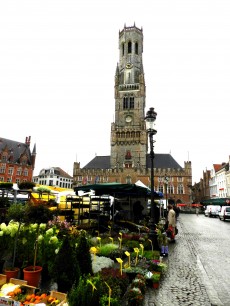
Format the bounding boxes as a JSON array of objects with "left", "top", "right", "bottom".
[
  {"left": 219, "top": 206, "right": 230, "bottom": 221},
  {"left": 204, "top": 205, "right": 221, "bottom": 218}
]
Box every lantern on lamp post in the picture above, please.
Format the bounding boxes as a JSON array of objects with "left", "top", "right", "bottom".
[{"left": 145, "top": 107, "right": 159, "bottom": 250}]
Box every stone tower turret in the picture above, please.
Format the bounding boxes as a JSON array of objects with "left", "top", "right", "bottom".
[{"left": 110, "top": 24, "right": 148, "bottom": 170}]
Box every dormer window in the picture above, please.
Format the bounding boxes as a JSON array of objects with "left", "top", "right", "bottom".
[{"left": 2, "top": 155, "right": 7, "bottom": 162}]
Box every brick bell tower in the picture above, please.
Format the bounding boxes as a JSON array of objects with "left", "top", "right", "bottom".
[{"left": 110, "top": 24, "right": 148, "bottom": 170}]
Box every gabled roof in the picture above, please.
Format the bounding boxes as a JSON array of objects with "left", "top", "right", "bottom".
[
  {"left": 83, "top": 153, "right": 182, "bottom": 170},
  {"left": 53, "top": 167, "right": 73, "bottom": 179},
  {"left": 38, "top": 167, "right": 73, "bottom": 179},
  {"left": 146, "top": 153, "right": 182, "bottom": 169},
  {"left": 0, "top": 137, "right": 32, "bottom": 164},
  {"left": 84, "top": 156, "right": 111, "bottom": 169},
  {"left": 213, "top": 164, "right": 224, "bottom": 172}
]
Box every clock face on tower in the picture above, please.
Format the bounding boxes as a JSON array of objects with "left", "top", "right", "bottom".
[
  {"left": 126, "top": 62, "right": 133, "bottom": 69},
  {"left": 125, "top": 115, "right": 132, "bottom": 123}
]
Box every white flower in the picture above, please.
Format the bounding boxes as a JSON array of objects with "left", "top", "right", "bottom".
[
  {"left": 49, "top": 236, "right": 58, "bottom": 244},
  {"left": 91, "top": 255, "right": 114, "bottom": 274},
  {"left": 38, "top": 234, "right": 44, "bottom": 242},
  {"left": 55, "top": 248, "right": 59, "bottom": 254},
  {"left": 45, "top": 228, "right": 54, "bottom": 236}
]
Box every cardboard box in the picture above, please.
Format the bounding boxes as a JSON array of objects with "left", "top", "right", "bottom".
[
  {"left": 50, "top": 291, "right": 67, "bottom": 304},
  {"left": 0, "top": 296, "right": 20, "bottom": 306},
  {"left": 0, "top": 275, "right": 27, "bottom": 287}
]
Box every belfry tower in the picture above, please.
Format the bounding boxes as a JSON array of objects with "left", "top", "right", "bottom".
[{"left": 110, "top": 24, "right": 148, "bottom": 170}]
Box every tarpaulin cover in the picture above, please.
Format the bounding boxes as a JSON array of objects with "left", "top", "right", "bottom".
[{"left": 74, "top": 183, "right": 163, "bottom": 198}]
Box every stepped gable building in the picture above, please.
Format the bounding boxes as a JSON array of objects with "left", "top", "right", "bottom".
[
  {"left": 0, "top": 136, "right": 36, "bottom": 183},
  {"left": 73, "top": 24, "right": 192, "bottom": 204}
]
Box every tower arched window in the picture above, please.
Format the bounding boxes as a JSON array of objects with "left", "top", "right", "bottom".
[
  {"left": 128, "top": 41, "right": 132, "bottom": 54},
  {"left": 122, "top": 43, "right": 125, "bottom": 56},
  {"left": 130, "top": 97, "right": 134, "bottom": 109},
  {"left": 123, "top": 96, "right": 134, "bottom": 109},
  {"left": 123, "top": 97, "right": 129, "bottom": 109},
  {"left": 135, "top": 42, "right": 138, "bottom": 55}
]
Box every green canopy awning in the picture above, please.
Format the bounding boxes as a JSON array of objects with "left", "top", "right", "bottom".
[
  {"left": 202, "top": 198, "right": 230, "bottom": 205},
  {"left": 74, "top": 183, "right": 163, "bottom": 198}
]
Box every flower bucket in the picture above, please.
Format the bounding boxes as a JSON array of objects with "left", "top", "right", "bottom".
[
  {"left": 23, "top": 266, "right": 42, "bottom": 287},
  {"left": 3, "top": 267, "right": 20, "bottom": 282},
  {"left": 153, "top": 282, "right": 159, "bottom": 289}
]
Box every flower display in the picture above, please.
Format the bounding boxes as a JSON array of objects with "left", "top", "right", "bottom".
[
  {"left": 126, "top": 287, "right": 144, "bottom": 306},
  {"left": 91, "top": 255, "right": 114, "bottom": 274},
  {"left": 131, "top": 278, "right": 146, "bottom": 294}
]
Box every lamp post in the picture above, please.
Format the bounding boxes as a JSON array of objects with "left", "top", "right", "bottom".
[
  {"left": 164, "top": 175, "right": 169, "bottom": 212},
  {"left": 145, "top": 107, "right": 159, "bottom": 250}
]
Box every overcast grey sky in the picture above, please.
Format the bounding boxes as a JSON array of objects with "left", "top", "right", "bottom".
[{"left": 0, "top": 0, "right": 229, "bottom": 184}]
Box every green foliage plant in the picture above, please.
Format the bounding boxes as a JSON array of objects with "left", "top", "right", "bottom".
[
  {"left": 100, "top": 295, "right": 120, "bottom": 306},
  {"left": 143, "top": 250, "right": 160, "bottom": 260},
  {"left": 0, "top": 222, "right": 14, "bottom": 262},
  {"left": 52, "top": 234, "right": 80, "bottom": 293},
  {"left": 76, "top": 230, "right": 93, "bottom": 276},
  {"left": 68, "top": 275, "right": 101, "bottom": 306},
  {"left": 18, "top": 181, "right": 35, "bottom": 190},
  {"left": 5, "top": 203, "right": 28, "bottom": 268},
  {"left": 24, "top": 203, "right": 57, "bottom": 269},
  {"left": 98, "top": 243, "right": 119, "bottom": 257},
  {"left": 0, "top": 182, "right": 13, "bottom": 189},
  {"left": 123, "top": 239, "right": 140, "bottom": 250},
  {"left": 99, "top": 267, "right": 129, "bottom": 297},
  {"left": 152, "top": 272, "right": 161, "bottom": 283}
]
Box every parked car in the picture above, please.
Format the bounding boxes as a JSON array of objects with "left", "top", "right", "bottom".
[
  {"left": 204, "top": 205, "right": 221, "bottom": 217},
  {"left": 219, "top": 206, "right": 230, "bottom": 221}
]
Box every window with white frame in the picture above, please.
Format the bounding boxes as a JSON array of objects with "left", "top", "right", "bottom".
[
  {"left": 8, "top": 167, "right": 14, "bottom": 175},
  {"left": 168, "top": 184, "right": 174, "bottom": 194},
  {"left": 17, "top": 168, "right": 22, "bottom": 176},
  {"left": 158, "top": 185, "right": 163, "bottom": 193},
  {"left": 178, "top": 184, "right": 184, "bottom": 194},
  {"left": 0, "top": 166, "right": 5, "bottom": 174}
]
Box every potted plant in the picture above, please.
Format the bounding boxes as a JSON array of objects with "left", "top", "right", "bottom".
[
  {"left": 22, "top": 203, "right": 57, "bottom": 287},
  {"left": 3, "top": 203, "right": 28, "bottom": 280},
  {"left": 151, "top": 271, "right": 161, "bottom": 289},
  {"left": 125, "top": 287, "right": 144, "bottom": 306},
  {"left": 51, "top": 234, "right": 80, "bottom": 293}
]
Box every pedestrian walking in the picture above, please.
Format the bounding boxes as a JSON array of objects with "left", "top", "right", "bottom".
[
  {"left": 167, "top": 204, "right": 176, "bottom": 242},
  {"left": 196, "top": 206, "right": 199, "bottom": 216}
]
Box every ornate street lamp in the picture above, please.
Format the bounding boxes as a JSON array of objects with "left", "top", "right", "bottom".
[
  {"left": 145, "top": 107, "right": 159, "bottom": 250},
  {"left": 164, "top": 175, "right": 169, "bottom": 211}
]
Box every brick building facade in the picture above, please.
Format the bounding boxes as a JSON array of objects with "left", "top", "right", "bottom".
[{"left": 0, "top": 136, "right": 36, "bottom": 184}]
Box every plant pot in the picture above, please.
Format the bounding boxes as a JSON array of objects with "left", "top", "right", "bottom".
[
  {"left": 153, "top": 282, "right": 159, "bottom": 289},
  {"left": 23, "top": 266, "right": 43, "bottom": 287},
  {"left": 3, "top": 267, "right": 20, "bottom": 282}
]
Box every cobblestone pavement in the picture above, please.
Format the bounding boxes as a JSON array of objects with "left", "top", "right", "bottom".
[{"left": 144, "top": 213, "right": 230, "bottom": 306}]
